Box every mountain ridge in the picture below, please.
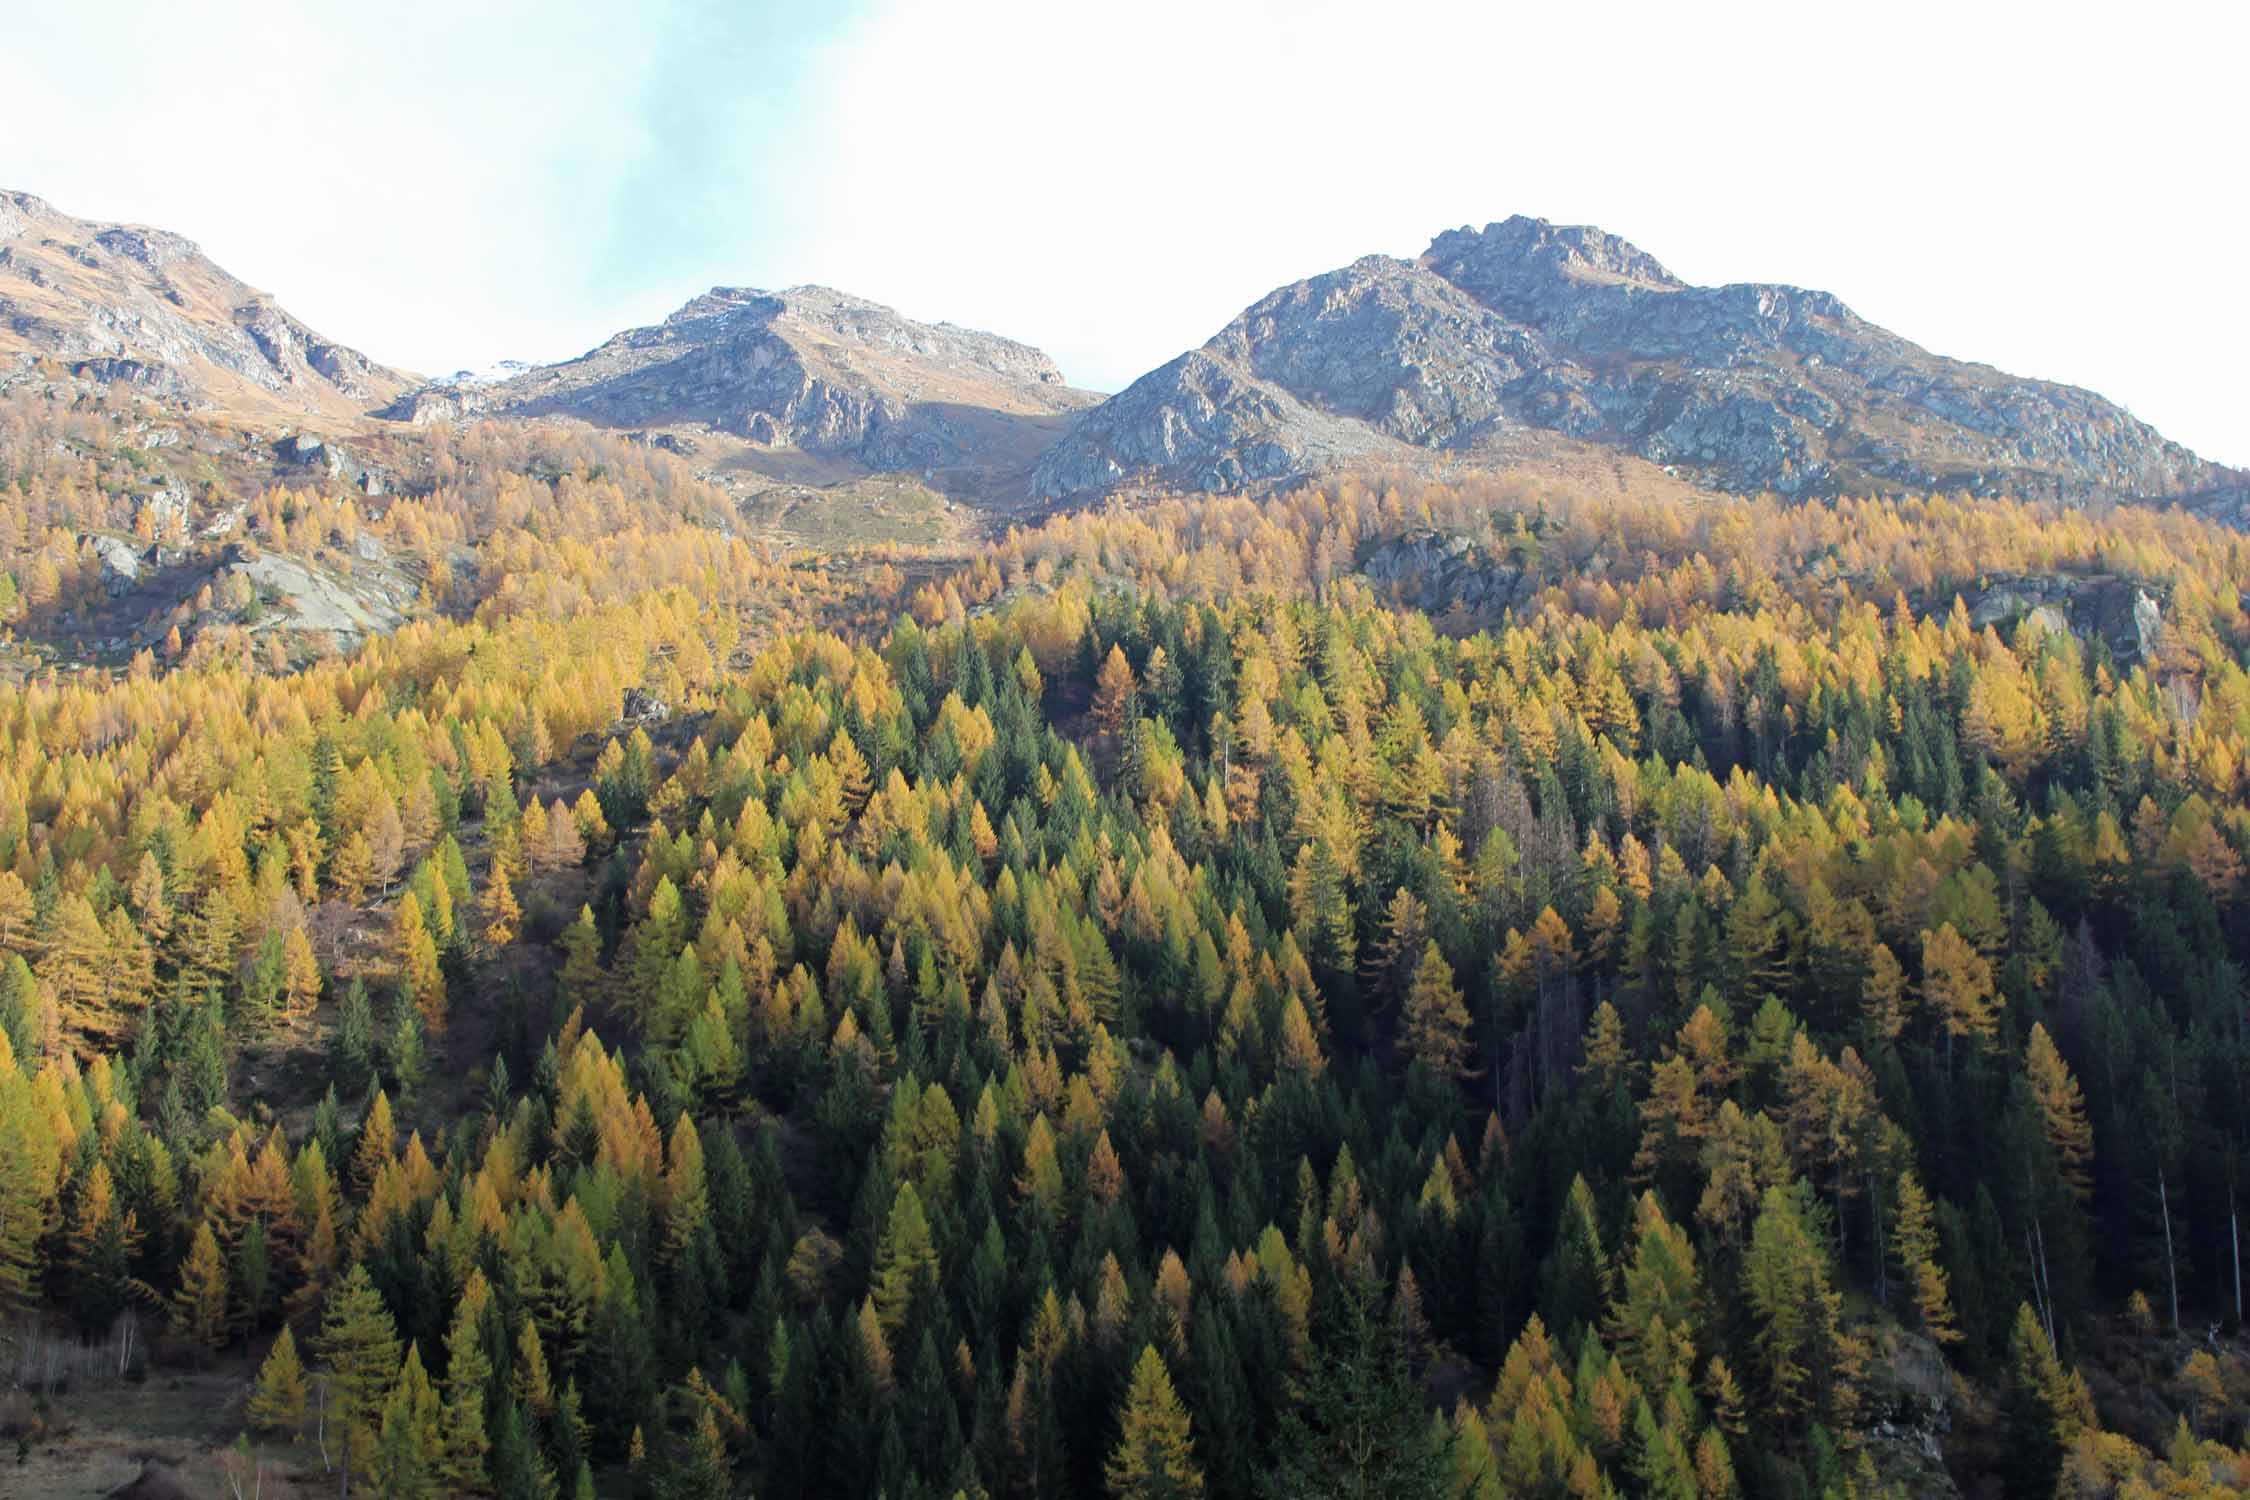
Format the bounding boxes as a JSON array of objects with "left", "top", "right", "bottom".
[
  {"left": 2, "top": 189, "right": 2238, "bottom": 514},
  {"left": 0, "top": 190, "right": 412, "bottom": 422},
  {"left": 378, "top": 282, "right": 1102, "bottom": 495},
  {"left": 1033, "top": 214, "right": 2237, "bottom": 506}
]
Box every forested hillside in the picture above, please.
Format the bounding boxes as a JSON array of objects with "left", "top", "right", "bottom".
[{"left": 4, "top": 389, "right": 2250, "bottom": 1498}]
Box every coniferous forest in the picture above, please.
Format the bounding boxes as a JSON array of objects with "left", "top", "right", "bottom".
[{"left": 6, "top": 384, "right": 2250, "bottom": 1498}]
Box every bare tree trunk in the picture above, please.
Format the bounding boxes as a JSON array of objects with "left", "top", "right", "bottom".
[
  {"left": 1488, "top": 1007, "right": 1503, "bottom": 1120},
  {"left": 2161, "top": 1166, "right": 2181, "bottom": 1334},
  {"left": 2025, "top": 1223, "right": 2061, "bottom": 1349},
  {"left": 2026, "top": 1227, "right": 2051, "bottom": 1346},
  {"left": 315, "top": 1375, "right": 332, "bottom": 1479},
  {"left": 2231, "top": 1180, "right": 2243, "bottom": 1328},
  {"left": 2035, "top": 1220, "right": 2056, "bottom": 1345},
  {"left": 1871, "top": 1171, "right": 1887, "bottom": 1308}
]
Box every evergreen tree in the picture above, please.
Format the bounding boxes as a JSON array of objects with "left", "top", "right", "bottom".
[
  {"left": 1538, "top": 1174, "right": 1608, "bottom": 1344},
  {"left": 333, "top": 979, "right": 377, "bottom": 1092},
  {"left": 489, "top": 1399, "right": 558, "bottom": 1500},
  {"left": 1742, "top": 1184, "right": 1860, "bottom": 1427},
  {"left": 437, "top": 1269, "right": 495, "bottom": 1495},
  {"left": 2005, "top": 1302, "right": 2094, "bottom": 1496},
  {"left": 169, "top": 1220, "right": 229, "bottom": 1353},
  {"left": 1402, "top": 941, "right": 1475, "bottom": 1081},
  {"left": 374, "top": 1341, "right": 443, "bottom": 1500},
  {"left": 247, "top": 1324, "right": 309, "bottom": 1441},
  {"left": 871, "top": 1179, "right": 940, "bottom": 1335},
  {"left": 65, "top": 1157, "right": 138, "bottom": 1330},
  {"left": 319, "top": 1262, "right": 403, "bottom": 1494},
  {"left": 2024, "top": 1023, "right": 2094, "bottom": 1202},
  {"left": 1108, "top": 1343, "right": 1204, "bottom": 1499},
  {"left": 1892, "top": 1169, "right": 1960, "bottom": 1345},
  {"left": 1261, "top": 1276, "right": 1449, "bottom": 1500}
]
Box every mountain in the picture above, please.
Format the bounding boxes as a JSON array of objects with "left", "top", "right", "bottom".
[
  {"left": 0, "top": 190, "right": 412, "bottom": 421},
  {"left": 9, "top": 189, "right": 2234, "bottom": 514},
  {"left": 1033, "top": 216, "right": 2238, "bottom": 505},
  {"left": 381, "top": 285, "right": 1101, "bottom": 494}
]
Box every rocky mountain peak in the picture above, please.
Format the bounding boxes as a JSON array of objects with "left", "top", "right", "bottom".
[
  {"left": 0, "top": 189, "right": 410, "bottom": 421},
  {"left": 661, "top": 286, "right": 787, "bottom": 326},
  {"left": 380, "top": 277, "right": 1094, "bottom": 492},
  {"left": 0, "top": 191, "right": 45, "bottom": 240},
  {"left": 1034, "top": 213, "right": 2240, "bottom": 506},
  {"left": 1422, "top": 215, "right": 1685, "bottom": 299}
]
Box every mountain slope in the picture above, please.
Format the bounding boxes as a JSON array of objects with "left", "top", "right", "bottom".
[
  {"left": 381, "top": 284, "right": 1101, "bottom": 494},
  {"left": 0, "top": 190, "right": 412, "bottom": 421},
  {"left": 1034, "top": 216, "right": 2238, "bottom": 504}
]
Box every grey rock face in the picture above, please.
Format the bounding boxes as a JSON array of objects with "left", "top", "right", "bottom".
[
  {"left": 382, "top": 386, "right": 486, "bottom": 426},
  {"left": 380, "top": 285, "right": 1097, "bottom": 476},
  {"left": 1356, "top": 529, "right": 1536, "bottom": 620},
  {"left": 91, "top": 226, "right": 195, "bottom": 270},
  {"left": 139, "top": 484, "right": 189, "bottom": 535},
  {"left": 0, "top": 192, "right": 37, "bottom": 241},
  {"left": 1032, "top": 349, "right": 1402, "bottom": 499},
  {"left": 88, "top": 534, "right": 143, "bottom": 595},
  {"left": 276, "top": 432, "right": 388, "bottom": 495},
  {"left": 1964, "top": 573, "right": 2168, "bottom": 666},
  {"left": 0, "top": 189, "right": 411, "bottom": 418},
  {"left": 1034, "top": 215, "right": 2239, "bottom": 505}
]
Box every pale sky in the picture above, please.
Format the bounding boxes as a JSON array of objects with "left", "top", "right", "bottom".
[{"left": 8, "top": 0, "right": 2246, "bottom": 463}]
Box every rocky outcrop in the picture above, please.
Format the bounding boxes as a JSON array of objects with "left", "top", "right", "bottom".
[
  {"left": 87, "top": 534, "right": 144, "bottom": 596},
  {"left": 1356, "top": 530, "right": 1538, "bottom": 620},
  {"left": 380, "top": 285, "right": 1100, "bottom": 485},
  {"left": 1963, "top": 572, "right": 2167, "bottom": 666},
  {"left": 276, "top": 433, "right": 389, "bottom": 495},
  {"left": 1034, "top": 215, "right": 2240, "bottom": 506},
  {"left": 1857, "top": 1329, "right": 1962, "bottom": 1500},
  {"left": 232, "top": 550, "right": 406, "bottom": 638},
  {"left": 0, "top": 190, "right": 413, "bottom": 421},
  {"left": 1033, "top": 349, "right": 1404, "bottom": 498}
]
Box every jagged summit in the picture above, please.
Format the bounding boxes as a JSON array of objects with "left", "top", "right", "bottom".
[
  {"left": 647, "top": 284, "right": 1077, "bottom": 392},
  {"left": 1423, "top": 216, "right": 1687, "bottom": 296},
  {"left": 380, "top": 281, "right": 1096, "bottom": 490},
  {"left": 1035, "top": 215, "right": 2236, "bottom": 505},
  {"left": 0, "top": 189, "right": 412, "bottom": 421}
]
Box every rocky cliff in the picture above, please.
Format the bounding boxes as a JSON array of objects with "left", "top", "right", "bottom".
[
  {"left": 1034, "top": 216, "right": 2239, "bottom": 505},
  {"left": 380, "top": 285, "right": 1101, "bottom": 490},
  {"left": 0, "top": 190, "right": 412, "bottom": 421}
]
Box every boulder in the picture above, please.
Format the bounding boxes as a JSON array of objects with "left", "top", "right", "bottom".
[{"left": 87, "top": 534, "right": 142, "bottom": 595}]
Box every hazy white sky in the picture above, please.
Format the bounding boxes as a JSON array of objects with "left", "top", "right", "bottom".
[{"left": 9, "top": 0, "right": 2246, "bottom": 462}]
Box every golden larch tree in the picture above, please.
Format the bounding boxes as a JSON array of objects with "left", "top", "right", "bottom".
[{"left": 1107, "top": 1343, "right": 1204, "bottom": 1499}]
